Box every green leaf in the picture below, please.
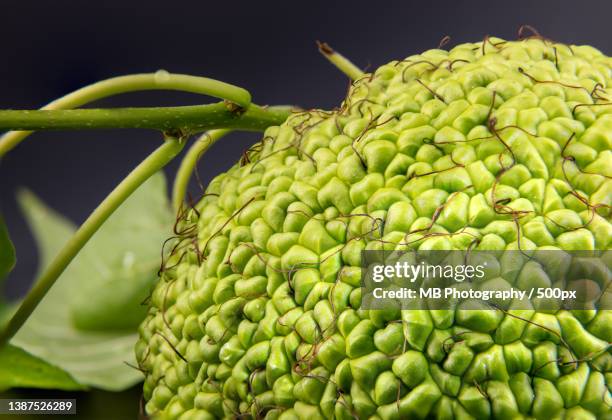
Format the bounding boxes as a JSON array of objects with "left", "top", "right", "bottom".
[
  {"left": 0, "top": 344, "right": 84, "bottom": 391},
  {"left": 0, "top": 301, "right": 18, "bottom": 330},
  {"left": 0, "top": 214, "right": 16, "bottom": 282},
  {"left": 0, "top": 215, "right": 17, "bottom": 330},
  {"left": 68, "top": 172, "right": 173, "bottom": 331},
  {"left": 10, "top": 172, "right": 173, "bottom": 391}
]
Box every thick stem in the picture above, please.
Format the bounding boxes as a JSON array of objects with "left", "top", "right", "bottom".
[
  {"left": 0, "top": 72, "right": 251, "bottom": 157},
  {"left": 0, "top": 104, "right": 292, "bottom": 135},
  {"left": 172, "top": 129, "right": 231, "bottom": 212},
  {"left": 0, "top": 136, "right": 185, "bottom": 347},
  {"left": 317, "top": 41, "right": 364, "bottom": 80}
]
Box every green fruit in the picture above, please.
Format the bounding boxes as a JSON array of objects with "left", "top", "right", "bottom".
[{"left": 136, "top": 37, "right": 612, "bottom": 418}]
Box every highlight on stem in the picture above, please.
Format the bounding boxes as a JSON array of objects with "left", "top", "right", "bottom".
[
  {"left": 0, "top": 71, "right": 290, "bottom": 157},
  {"left": 317, "top": 41, "right": 365, "bottom": 80}
]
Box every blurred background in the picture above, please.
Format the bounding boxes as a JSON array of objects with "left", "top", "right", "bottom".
[{"left": 0, "top": 0, "right": 610, "bottom": 417}]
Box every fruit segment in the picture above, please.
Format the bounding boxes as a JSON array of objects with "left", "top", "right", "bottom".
[{"left": 137, "top": 37, "right": 612, "bottom": 419}]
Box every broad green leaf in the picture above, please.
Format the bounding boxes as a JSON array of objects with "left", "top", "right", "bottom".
[
  {"left": 0, "top": 301, "right": 18, "bottom": 330},
  {"left": 11, "top": 173, "right": 173, "bottom": 391},
  {"left": 0, "top": 215, "right": 17, "bottom": 329},
  {"left": 0, "top": 344, "right": 84, "bottom": 391},
  {"left": 68, "top": 172, "right": 172, "bottom": 330},
  {"left": 0, "top": 214, "right": 16, "bottom": 282}
]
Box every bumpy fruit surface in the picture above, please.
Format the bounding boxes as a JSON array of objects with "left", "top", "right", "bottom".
[{"left": 136, "top": 37, "right": 612, "bottom": 419}]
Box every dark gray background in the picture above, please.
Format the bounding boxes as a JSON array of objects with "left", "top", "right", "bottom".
[{"left": 1, "top": 0, "right": 611, "bottom": 299}]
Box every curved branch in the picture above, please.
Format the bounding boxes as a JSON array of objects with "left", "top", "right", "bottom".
[
  {"left": 0, "top": 72, "right": 251, "bottom": 157},
  {"left": 172, "top": 129, "right": 231, "bottom": 212},
  {"left": 0, "top": 136, "right": 186, "bottom": 347}
]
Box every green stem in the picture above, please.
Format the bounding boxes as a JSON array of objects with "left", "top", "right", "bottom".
[
  {"left": 0, "top": 104, "right": 292, "bottom": 135},
  {"left": 0, "top": 72, "right": 251, "bottom": 157},
  {"left": 317, "top": 41, "right": 364, "bottom": 80},
  {"left": 0, "top": 136, "right": 185, "bottom": 347},
  {"left": 172, "top": 129, "right": 231, "bottom": 212}
]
